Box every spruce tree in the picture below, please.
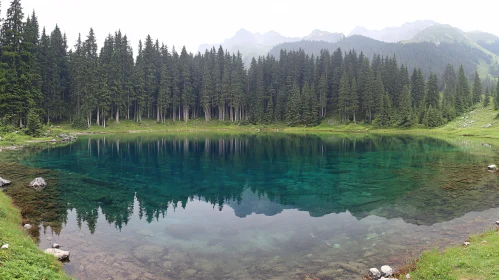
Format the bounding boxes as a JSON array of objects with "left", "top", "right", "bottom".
[
  {"left": 484, "top": 87, "right": 490, "bottom": 108},
  {"left": 396, "top": 85, "right": 413, "bottom": 127},
  {"left": 472, "top": 71, "right": 482, "bottom": 105},
  {"left": 425, "top": 73, "right": 439, "bottom": 110}
]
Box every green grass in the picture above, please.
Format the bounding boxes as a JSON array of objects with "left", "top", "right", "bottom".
[
  {"left": 404, "top": 230, "right": 499, "bottom": 279},
  {"left": 0, "top": 191, "right": 71, "bottom": 279}
]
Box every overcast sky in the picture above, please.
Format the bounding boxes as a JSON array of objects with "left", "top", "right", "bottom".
[{"left": 12, "top": 0, "right": 499, "bottom": 54}]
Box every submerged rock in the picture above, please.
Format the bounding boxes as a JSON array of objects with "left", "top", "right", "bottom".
[
  {"left": 23, "top": 224, "right": 32, "bottom": 229},
  {"left": 368, "top": 267, "right": 381, "bottom": 279},
  {"left": 44, "top": 248, "right": 70, "bottom": 261},
  {"left": 0, "top": 177, "right": 11, "bottom": 187},
  {"left": 381, "top": 265, "right": 393, "bottom": 277},
  {"left": 29, "top": 177, "right": 47, "bottom": 190},
  {"left": 52, "top": 243, "right": 60, "bottom": 248},
  {"left": 1, "top": 244, "right": 8, "bottom": 249}
]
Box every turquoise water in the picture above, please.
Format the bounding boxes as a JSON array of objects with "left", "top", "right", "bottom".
[{"left": 11, "top": 134, "right": 499, "bottom": 279}]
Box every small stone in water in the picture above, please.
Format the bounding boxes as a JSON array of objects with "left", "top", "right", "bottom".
[
  {"left": 24, "top": 224, "right": 32, "bottom": 229},
  {"left": 495, "top": 220, "right": 499, "bottom": 225},
  {"left": 1, "top": 244, "right": 8, "bottom": 249},
  {"left": 52, "top": 243, "right": 60, "bottom": 248}
]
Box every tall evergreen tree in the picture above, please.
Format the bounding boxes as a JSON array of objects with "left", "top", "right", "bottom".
[{"left": 472, "top": 71, "right": 482, "bottom": 105}]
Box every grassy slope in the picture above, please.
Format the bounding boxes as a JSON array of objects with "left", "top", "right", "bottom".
[
  {"left": 0, "top": 191, "right": 70, "bottom": 279},
  {"left": 404, "top": 230, "right": 499, "bottom": 280}
]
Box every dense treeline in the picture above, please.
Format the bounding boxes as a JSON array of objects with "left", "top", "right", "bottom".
[
  {"left": 269, "top": 36, "right": 499, "bottom": 78},
  {"left": 0, "top": 0, "right": 495, "bottom": 133}
]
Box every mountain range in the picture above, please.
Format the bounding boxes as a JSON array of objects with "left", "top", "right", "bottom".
[
  {"left": 199, "top": 21, "right": 499, "bottom": 78},
  {"left": 198, "top": 28, "right": 344, "bottom": 65}
]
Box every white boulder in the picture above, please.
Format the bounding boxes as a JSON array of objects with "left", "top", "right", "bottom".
[
  {"left": 1, "top": 244, "right": 8, "bottom": 249},
  {"left": 44, "top": 248, "right": 70, "bottom": 261},
  {"left": 381, "top": 265, "right": 394, "bottom": 277},
  {"left": 488, "top": 164, "right": 497, "bottom": 171},
  {"left": 29, "top": 177, "right": 47, "bottom": 190},
  {"left": 0, "top": 177, "right": 11, "bottom": 187},
  {"left": 368, "top": 268, "right": 382, "bottom": 279}
]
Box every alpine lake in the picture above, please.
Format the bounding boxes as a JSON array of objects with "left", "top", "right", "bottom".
[{"left": 2, "top": 133, "right": 499, "bottom": 280}]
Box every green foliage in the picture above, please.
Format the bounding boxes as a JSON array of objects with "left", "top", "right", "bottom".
[
  {"left": 484, "top": 87, "right": 490, "bottom": 107},
  {"left": 71, "top": 115, "right": 88, "bottom": 129},
  {"left": 374, "top": 91, "right": 391, "bottom": 127},
  {"left": 423, "top": 105, "right": 444, "bottom": 128},
  {"left": 25, "top": 109, "right": 44, "bottom": 136},
  {"left": 395, "top": 85, "right": 414, "bottom": 127}
]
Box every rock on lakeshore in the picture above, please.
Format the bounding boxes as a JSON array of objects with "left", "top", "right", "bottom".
[
  {"left": 44, "top": 248, "right": 70, "bottom": 261},
  {"left": 381, "top": 265, "right": 394, "bottom": 277},
  {"left": 368, "top": 268, "right": 381, "bottom": 279},
  {"left": 29, "top": 177, "right": 47, "bottom": 190},
  {"left": 0, "top": 177, "right": 11, "bottom": 187}
]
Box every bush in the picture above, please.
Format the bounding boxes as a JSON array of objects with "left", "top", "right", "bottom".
[
  {"left": 72, "top": 115, "right": 87, "bottom": 129},
  {"left": 0, "top": 116, "right": 16, "bottom": 135},
  {"left": 25, "top": 110, "right": 44, "bottom": 137}
]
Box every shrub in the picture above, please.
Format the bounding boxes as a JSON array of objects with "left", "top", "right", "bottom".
[
  {"left": 25, "top": 110, "right": 44, "bottom": 137},
  {"left": 72, "top": 115, "right": 88, "bottom": 129}
]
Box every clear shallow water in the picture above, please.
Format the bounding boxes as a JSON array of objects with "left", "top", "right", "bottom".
[{"left": 6, "top": 134, "right": 499, "bottom": 279}]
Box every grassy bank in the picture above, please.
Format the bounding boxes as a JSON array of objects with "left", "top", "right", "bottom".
[
  {"left": 0, "top": 190, "right": 70, "bottom": 279},
  {"left": 400, "top": 229, "right": 499, "bottom": 279},
  {"left": 1, "top": 104, "right": 499, "bottom": 148}
]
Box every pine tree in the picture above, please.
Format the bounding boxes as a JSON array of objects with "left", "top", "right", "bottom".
[
  {"left": 363, "top": 67, "right": 375, "bottom": 123},
  {"left": 484, "top": 87, "right": 490, "bottom": 108},
  {"left": 456, "top": 65, "right": 471, "bottom": 113},
  {"left": 338, "top": 70, "right": 349, "bottom": 122},
  {"left": 395, "top": 85, "right": 413, "bottom": 127},
  {"left": 425, "top": 73, "right": 439, "bottom": 110},
  {"left": 26, "top": 109, "right": 43, "bottom": 136},
  {"left": 410, "top": 68, "right": 425, "bottom": 110},
  {"left": 374, "top": 91, "right": 391, "bottom": 127},
  {"left": 472, "top": 71, "right": 482, "bottom": 105},
  {"left": 0, "top": 0, "right": 28, "bottom": 127},
  {"left": 423, "top": 105, "right": 443, "bottom": 128},
  {"left": 285, "top": 82, "right": 301, "bottom": 126}
]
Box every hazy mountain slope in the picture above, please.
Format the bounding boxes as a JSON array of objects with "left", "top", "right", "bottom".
[
  {"left": 409, "top": 24, "right": 469, "bottom": 44},
  {"left": 269, "top": 35, "right": 497, "bottom": 78},
  {"left": 199, "top": 28, "right": 344, "bottom": 65},
  {"left": 348, "top": 20, "right": 436, "bottom": 42}
]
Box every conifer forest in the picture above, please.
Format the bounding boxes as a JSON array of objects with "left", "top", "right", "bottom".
[{"left": 0, "top": 0, "right": 496, "bottom": 134}]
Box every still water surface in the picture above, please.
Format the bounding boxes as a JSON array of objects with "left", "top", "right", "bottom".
[{"left": 8, "top": 134, "right": 499, "bottom": 279}]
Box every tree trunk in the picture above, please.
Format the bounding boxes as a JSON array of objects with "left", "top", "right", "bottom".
[
  {"left": 116, "top": 107, "right": 120, "bottom": 124},
  {"left": 97, "top": 107, "right": 100, "bottom": 126}
]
